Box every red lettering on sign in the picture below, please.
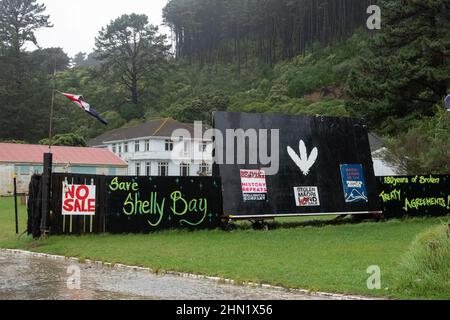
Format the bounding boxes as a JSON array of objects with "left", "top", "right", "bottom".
[
  {"left": 88, "top": 199, "right": 95, "bottom": 212},
  {"left": 63, "top": 184, "right": 96, "bottom": 215},
  {"left": 76, "top": 185, "right": 89, "bottom": 200},
  {"left": 66, "top": 185, "right": 75, "bottom": 198},
  {"left": 63, "top": 199, "right": 74, "bottom": 211}
]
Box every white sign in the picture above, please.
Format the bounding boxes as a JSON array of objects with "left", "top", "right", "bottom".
[
  {"left": 294, "top": 186, "right": 320, "bottom": 207},
  {"left": 240, "top": 169, "right": 267, "bottom": 201},
  {"left": 62, "top": 183, "right": 96, "bottom": 216}
]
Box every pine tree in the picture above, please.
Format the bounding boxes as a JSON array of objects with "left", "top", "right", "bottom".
[{"left": 346, "top": 0, "right": 450, "bottom": 131}]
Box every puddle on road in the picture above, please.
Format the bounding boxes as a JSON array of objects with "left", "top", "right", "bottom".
[{"left": 0, "top": 251, "right": 328, "bottom": 300}]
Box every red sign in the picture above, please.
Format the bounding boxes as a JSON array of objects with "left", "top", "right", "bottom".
[{"left": 62, "top": 184, "right": 96, "bottom": 216}]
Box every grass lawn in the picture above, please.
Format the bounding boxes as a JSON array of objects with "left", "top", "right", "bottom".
[{"left": 1, "top": 196, "right": 448, "bottom": 299}]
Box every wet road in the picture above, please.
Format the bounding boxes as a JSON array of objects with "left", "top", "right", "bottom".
[{"left": 0, "top": 251, "right": 329, "bottom": 300}]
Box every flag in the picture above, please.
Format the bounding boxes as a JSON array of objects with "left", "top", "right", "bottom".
[
  {"left": 445, "top": 94, "right": 450, "bottom": 112},
  {"left": 61, "top": 93, "right": 108, "bottom": 125}
]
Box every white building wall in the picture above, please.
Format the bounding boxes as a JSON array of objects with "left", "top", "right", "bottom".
[
  {"left": 0, "top": 163, "right": 127, "bottom": 196},
  {"left": 372, "top": 149, "right": 403, "bottom": 176},
  {"left": 0, "top": 164, "right": 16, "bottom": 196},
  {"left": 108, "top": 136, "right": 213, "bottom": 177}
]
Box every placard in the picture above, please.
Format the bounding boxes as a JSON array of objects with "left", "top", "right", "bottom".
[
  {"left": 62, "top": 183, "right": 96, "bottom": 216},
  {"left": 294, "top": 186, "right": 320, "bottom": 207},
  {"left": 241, "top": 169, "right": 267, "bottom": 201},
  {"left": 340, "top": 164, "right": 368, "bottom": 203}
]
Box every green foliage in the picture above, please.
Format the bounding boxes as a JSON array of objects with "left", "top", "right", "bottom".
[
  {"left": 29, "top": 47, "right": 70, "bottom": 73},
  {"left": 346, "top": 0, "right": 450, "bottom": 130},
  {"left": 0, "top": 0, "right": 51, "bottom": 52},
  {"left": 163, "top": 0, "right": 374, "bottom": 66},
  {"left": 0, "top": 0, "right": 448, "bottom": 180},
  {"left": 0, "top": 139, "right": 27, "bottom": 144},
  {"left": 393, "top": 224, "right": 450, "bottom": 299},
  {"left": 0, "top": 0, "right": 57, "bottom": 143},
  {"left": 39, "top": 133, "right": 87, "bottom": 147},
  {"left": 94, "top": 13, "right": 171, "bottom": 106},
  {"left": 382, "top": 109, "right": 450, "bottom": 174}
]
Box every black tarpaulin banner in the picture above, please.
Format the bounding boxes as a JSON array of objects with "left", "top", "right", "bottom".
[{"left": 213, "top": 111, "right": 381, "bottom": 217}]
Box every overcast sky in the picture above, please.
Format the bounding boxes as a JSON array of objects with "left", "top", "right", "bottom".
[{"left": 33, "top": 0, "right": 171, "bottom": 57}]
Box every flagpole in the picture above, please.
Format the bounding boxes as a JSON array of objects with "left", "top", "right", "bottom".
[
  {"left": 48, "top": 58, "right": 57, "bottom": 152},
  {"left": 48, "top": 89, "right": 55, "bottom": 151},
  {"left": 41, "top": 58, "right": 57, "bottom": 238}
]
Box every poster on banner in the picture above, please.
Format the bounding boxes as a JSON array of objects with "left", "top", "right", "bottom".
[
  {"left": 62, "top": 183, "right": 96, "bottom": 216},
  {"left": 240, "top": 169, "right": 267, "bottom": 201},
  {"left": 340, "top": 164, "right": 368, "bottom": 203},
  {"left": 294, "top": 187, "right": 320, "bottom": 207}
]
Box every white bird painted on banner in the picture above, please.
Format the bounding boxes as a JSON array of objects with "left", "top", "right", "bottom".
[{"left": 287, "top": 140, "right": 318, "bottom": 176}]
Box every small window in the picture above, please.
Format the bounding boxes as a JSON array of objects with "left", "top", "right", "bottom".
[
  {"left": 145, "top": 140, "right": 150, "bottom": 152},
  {"left": 124, "top": 143, "right": 128, "bottom": 153},
  {"left": 199, "top": 162, "right": 209, "bottom": 176},
  {"left": 112, "top": 144, "right": 116, "bottom": 153},
  {"left": 180, "top": 163, "right": 190, "bottom": 177},
  {"left": 184, "top": 140, "right": 190, "bottom": 156},
  {"left": 199, "top": 141, "right": 208, "bottom": 153},
  {"left": 165, "top": 140, "right": 174, "bottom": 151},
  {"left": 135, "top": 141, "right": 140, "bottom": 152},
  {"left": 158, "top": 162, "right": 169, "bottom": 177},
  {"left": 135, "top": 162, "right": 141, "bottom": 176},
  {"left": 146, "top": 162, "right": 151, "bottom": 176},
  {"left": 118, "top": 145, "right": 122, "bottom": 155}
]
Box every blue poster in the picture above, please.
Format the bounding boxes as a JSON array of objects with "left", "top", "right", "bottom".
[{"left": 340, "top": 164, "right": 368, "bottom": 203}]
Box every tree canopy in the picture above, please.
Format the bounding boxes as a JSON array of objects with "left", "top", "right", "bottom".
[
  {"left": 347, "top": 0, "right": 450, "bottom": 131},
  {"left": 94, "top": 13, "right": 171, "bottom": 109},
  {"left": 163, "top": 0, "right": 376, "bottom": 68}
]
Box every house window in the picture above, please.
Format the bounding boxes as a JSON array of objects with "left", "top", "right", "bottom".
[
  {"left": 180, "top": 163, "right": 190, "bottom": 177},
  {"left": 112, "top": 144, "right": 117, "bottom": 153},
  {"left": 135, "top": 162, "right": 141, "bottom": 176},
  {"left": 158, "top": 162, "right": 169, "bottom": 176},
  {"left": 118, "top": 144, "right": 122, "bottom": 155},
  {"left": 135, "top": 141, "right": 140, "bottom": 152},
  {"left": 124, "top": 143, "right": 129, "bottom": 153},
  {"left": 146, "top": 162, "right": 151, "bottom": 176},
  {"left": 145, "top": 140, "right": 150, "bottom": 152},
  {"left": 165, "top": 139, "right": 174, "bottom": 151},
  {"left": 183, "top": 140, "right": 190, "bottom": 156},
  {"left": 199, "top": 141, "right": 208, "bottom": 153},
  {"left": 199, "top": 162, "right": 209, "bottom": 176}
]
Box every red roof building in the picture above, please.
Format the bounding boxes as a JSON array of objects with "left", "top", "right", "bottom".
[
  {"left": 0, "top": 143, "right": 126, "bottom": 167},
  {"left": 0, "top": 143, "right": 127, "bottom": 195}
]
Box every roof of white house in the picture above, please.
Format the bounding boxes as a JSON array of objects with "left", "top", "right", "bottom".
[
  {"left": 88, "top": 118, "right": 200, "bottom": 147},
  {"left": 0, "top": 143, "right": 127, "bottom": 167},
  {"left": 368, "top": 133, "right": 384, "bottom": 152}
]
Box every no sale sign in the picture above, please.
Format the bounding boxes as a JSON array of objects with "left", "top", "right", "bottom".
[{"left": 62, "top": 183, "right": 96, "bottom": 216}]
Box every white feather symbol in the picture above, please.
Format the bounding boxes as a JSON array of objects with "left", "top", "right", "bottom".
[{"left": 287, "top": 140, "right": 318, "bottom": 176}]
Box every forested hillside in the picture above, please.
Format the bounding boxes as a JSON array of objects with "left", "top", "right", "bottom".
[
  {"left": 0, "top": 0, "right": 449, "bottom": 173},
  {"left": 163, "top": 0, "right": 376, "bottom": 65}
]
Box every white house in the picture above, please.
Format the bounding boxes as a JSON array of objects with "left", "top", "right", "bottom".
[
  {"left": 368, "top": 133, "right": 403, "bottom": 176},
  {"left": 88, "top": 118, "right": 213, "bottom": 177}
]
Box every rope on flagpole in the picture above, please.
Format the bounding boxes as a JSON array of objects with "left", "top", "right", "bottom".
[{"left": 48, "top": 57, "right": 57, "bottom": 153}]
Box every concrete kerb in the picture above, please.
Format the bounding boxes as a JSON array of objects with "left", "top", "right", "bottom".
[{"left": 1, "top": 248, "right": 380, "bottom": 300}]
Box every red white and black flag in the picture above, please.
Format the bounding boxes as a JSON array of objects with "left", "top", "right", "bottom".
[{"left": 61, "top": 93, "right": 108, "bottom": 125}]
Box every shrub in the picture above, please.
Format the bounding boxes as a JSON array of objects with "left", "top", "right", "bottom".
[{"left": 393, "top": 224, "right": 450, "bottom": 299}]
